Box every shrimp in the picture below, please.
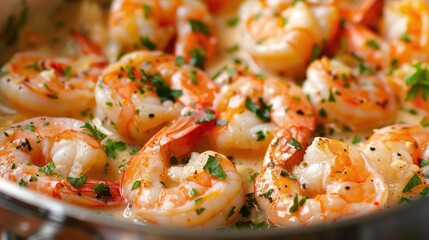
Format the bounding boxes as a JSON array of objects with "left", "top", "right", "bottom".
[
  {"left": 212, "top": 65, "right": 315, "bottom": 152},
  {"left": 302, "top": 57, "right": 397, "bottom": 131},
  {"left": 95, "top": 50, "right": 216, "bottom": 143},
  {"left": 382, "top": 0, "right": 429, "bottom": 63},
  {"left": 0, "top": 117, "right": 122, "bottom": 207},
  {"left": 121, "top": 109, "right": 245, "bottom": 227},
  {"left": 362, "top": 124, "right": 429, "bottom": 205},
  {"left": 254, "top": 129, "right": 387, "bottom": 226},
  {"left": 108, "top": 0, "right": 216, "bottom": 68},
  {"left": 0, "top": 32, "right": 107, "bottom": 116},
  {"left": 343, "top": 0, "right": 429, "bottom": 69},
  {"left": 238, "top": 0, "right": 339, "bottom": 76},
  {"left": 338, "top": 0, "right": 383, "bottom": 28}
]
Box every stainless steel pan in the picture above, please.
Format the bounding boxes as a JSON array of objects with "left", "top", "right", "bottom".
[{"left": 1, "top": 178, "right": 429, "bottom": 240}]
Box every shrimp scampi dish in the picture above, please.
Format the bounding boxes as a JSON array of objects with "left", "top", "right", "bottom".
[{"left": 2, "top": 0, "right": 429, "bottom": 230}]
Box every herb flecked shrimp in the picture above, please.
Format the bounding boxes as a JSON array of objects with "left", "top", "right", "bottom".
[
  {"left": 121, "top": 109, "right": 244, "bottom": 227},
  {"left": 362, "top": 124, "right": 429, "bottom": 205},
  {"left": 109, "top": 0, "right": 216, "bottom": 68},
  {"left": 254, "top": 128, "right": 387, "bottom": 226},
  {"left": 94, "top": 50, "right": 216, "bottom": 143},
  {"left": 0, "top": 117, "right": 123, "bottom": 207},
  {"left": 303, "top": 57, "right": 397, "bottom": 131},
  {"left": 0, "top": 51, "right": 106, "bottom": 116},
  {"left": 211, "top": 64, "right": 315, "bottom": 152},
  {"left": 238, "top": 0, "right": 339, "bottom": 76}
]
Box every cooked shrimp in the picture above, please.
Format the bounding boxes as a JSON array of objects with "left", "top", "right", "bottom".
[
  {"left": 255, "top": 129, "right": 387, "bottom": 226},
  {"left": 121, "top": 109, "right": 244, "bottom": 227},
  {"left": 212, "top": 65, "right": 315, "bottom": 152},
  {"left": 238, "top": 0, "right": 339, "bottom": 76},
  {"left": 95, "top": 50, "right": 216, "bottom": 143},
  {"left": 0, "top": 31, "right": 107, "bottom": 117},
  {"left": 362, "top": 124, "right": 429, "bottom": 205},
  {"left": 0, "top": 51, "right": 106, "bottom": 116},
  {"left": 338, "top": 0, "right": 383, "bottom": 28},
  {"left": 109, "top": 0, "right": 216, "bottom": 68},
  {"left": 0, "top": 117, "right": 122, "bottom": 207},
  {"left": 303, "top": 57, "right": 397, "bottom": 131},
  {"left": 343, "top": 0, "right": 429, "bottom": 69},
  {"left": 382, "top": 0, "right": 429, "bottom": 63}
]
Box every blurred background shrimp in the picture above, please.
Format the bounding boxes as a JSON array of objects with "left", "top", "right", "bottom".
[
  {"left": 255, "top": 129, "right": 387, "bottom": 226},
  {"left": 121, "top": 109, "right": 244, "bottom": 227},
  {"left": 0, "top": 47, "right": 106, "bottom": 117},
  {"left": 238, "top": 0, "right": 339, "bottom": 77},
  {"left": 340, "top": 0, "right": 429, "bottom": 69},
  {"left": 94, "top": 50, "right": 216, "bottom": 144},
  {"left": 108, "top": 0, "right": 217, "bottom": 68},
  {"left": 0, "top": 117, "right": 123, "bottom": 207},
  {"left": 362, "top": 124, "right": 429, "bottom": 206},
  {"left": 303, "top": 57, "right": 398, "bottom": 132}
]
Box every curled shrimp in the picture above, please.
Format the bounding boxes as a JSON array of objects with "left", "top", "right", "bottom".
[
  {"left": 362, "top": 124, "right": 429, "bottom": 205},
  {"left": 238, "top": 0, "right": 339, "bottom": 76},
  {"left": 0, "top": 117, "right": 122, "bottom": 207},
  {"left": 255, "top": 128, "right": 387, "bottom": 226},
  {"left": 109, "top": 0, "right": 216, "bottom": 68},
  {"left": 343, "top": 0, "right": 429, "bottom": 69},
  {"left": 0, "top": 33, "right": 107, "bottom": 116},
  {"left": 121, "top": 109, "right": 244, "bottom": 227},
  {"left": 212, "top": 65, "right": 315, "bottom": 152},
  {"left": 303, "top": 57, "right": 397, "bottom": 131},
  {"left": 95, "top": 50, "right": 216, "bottom": 143}
]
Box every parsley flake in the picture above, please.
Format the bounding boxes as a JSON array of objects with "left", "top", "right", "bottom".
[
  {"left": 203, "top": 155, "right": 227, "bottom": 180},
  {"left": 80, "top": 122, "right": 106, "bottom": 142},
  {"left": 103, "top": 139, "right": 127, "bottom": 159},
  {"left": 67, "top": 176, "right": 87, "bottom": 188}
]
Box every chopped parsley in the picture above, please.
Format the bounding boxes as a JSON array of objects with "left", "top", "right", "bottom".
[
  {"left": 62, "top": 66, "right": 72, "bottom": 79},
  {"left": 203, "top": 155, "right": 227, "bottom": 180},
  {"left": 245, "top": 97, "right": 271, "bottom": 122},
  {"left": 255, "top": 130, "right": 267, "bottom": 141},
  {"left": 319, "top": 108, "right": 327, "bottom": 118},
  {"left": 140, "top": 36, "right": 156, "bottom": 50},
  {"left": 228, "top": 206, "right": 236, "bottom": 218},
  {"left": 249, "top": 172, "right": 259, "bottom": 182},
  {"left": 189, "top": 48, "right": 206, "bottom": 69},
  {"left": 310, "top": 44, "right": 322, "bottom": 62},
  {"left": 103, "top": 139, "right": 127, "bottom": 159},
  {"left": 226, "top": 16, "right": 239, "bottom": 27},
  {"left": 421, "top": 116, "right": 429, "bottom": 127},
  {"left": 262, "top": 189, "right": 274, "bottom": 199},
  {"left": 190, "top": 70, "right": 198, "bottom": 85},
  {"left": 420, "top": 160, "right": 429, "bottom": 167},
  {"left": 288, "top": 137, "right": 302, "bottom": 151},
  {"left": 67, "top": 176, "right": 87, "bottom": 188},
  {"left": 142, "top": 4, "right": 151, "bottom": 19},
  {"left": 0, "top": 70, "right": 8, "bottom": 77},
  {"left": 38, "top": 160, "right": 56, "bottom": 174},
  {"left": 195, "top": 109, "right": 216, "bottom": 124},
  {"left": 405, "top": 63, "right": 429, "bottom": 101},
  {"left": 188, "top": 188, "right": 198, "bottom": 197},
  {"left": 189, "top": 19, "right": 210, "bottom": 36},
  {"left": 402, "top": 174, "right": 422, "bottom": 193},
  {"left": 132, "top": 180, "right": 141, "bottom": 190},
  {"left": 175, "top": 56, "right": 185, "bottom": 67},
  {"left": 400, "top": 32, "right": 411, "bottom": 43},
  {"left": 18, "top": 179, "right": 28, "bottom": 187},
  {"left": 25, "top": 124, "right": 35, "bottom": 132},
  {"left": 93, "top": 183, "right": 111, "bottom": 197},
  {"left": 151, "top": 75, "right": 183, "bottom": 102},
  {"left": 80, "top": 122, "right": 106, "bottom": 142},
  {"left": 351, "top": 136, "right": 361, "bottom": 144},
  {"left": 196, "top": 208, "right": 205, "bottom": 215},
  {"left": 366, "top": 40, "right": 380, "bottom": 49}
]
